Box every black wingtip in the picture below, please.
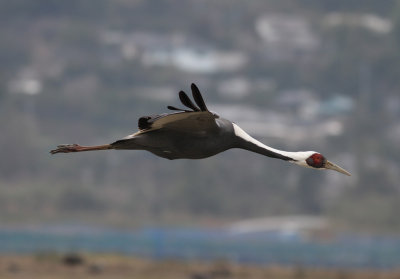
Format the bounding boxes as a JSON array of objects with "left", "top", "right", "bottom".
[
  {"left": 191, "top": 83, "right": 209, "bottom": 112},
  {"left": 167, "top": 105, "right": 181, "bottom": 111},
  {"left": 167, "top": 105, "right": 191, "bottom": 112},
  {"left": 179, "top": 90, "right": 200, "bottom": 112},
  {"left": 191, "top": 83, "right": 198, "bottom": 92}
]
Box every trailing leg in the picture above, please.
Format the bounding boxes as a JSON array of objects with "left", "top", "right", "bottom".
[{"left": 50, "top": 144, "right": 113, "bottom": 154}]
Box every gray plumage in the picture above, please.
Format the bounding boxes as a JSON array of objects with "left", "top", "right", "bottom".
[
  {"left": 112, "top": 83, "right": 283, "bottom": 160},
  {"left": 50, "top": 83, "right": 351, "bottom": 176},
  {"left": 112, "top": 114, "right": 236, "bottom": 160}
]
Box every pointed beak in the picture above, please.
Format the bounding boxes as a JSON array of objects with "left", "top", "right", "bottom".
[{"left": 325, "top": 161, "right": 351, "bottom": 176}]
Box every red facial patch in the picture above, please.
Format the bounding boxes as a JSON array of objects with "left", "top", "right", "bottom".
[{"left": 306, "top": 153, "right": 326, "bottom": 168}]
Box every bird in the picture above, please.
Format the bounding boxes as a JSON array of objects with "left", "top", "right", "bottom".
[{"left": 50, "top": 83, "right": 351, "bottom": 176}]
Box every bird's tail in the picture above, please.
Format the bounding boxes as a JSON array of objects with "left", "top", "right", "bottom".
[{"left": 50, "top": 144, "right": 113, "bottom": 154}]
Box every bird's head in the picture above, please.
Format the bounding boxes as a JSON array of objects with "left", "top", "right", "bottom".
[{"left": 294, "top": 152, "right": 351, "bottom": 176}]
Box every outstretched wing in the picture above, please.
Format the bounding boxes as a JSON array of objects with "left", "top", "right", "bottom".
[
  {"left": 139, "top": 111, "right": 217, "bottom": 131},
  {"left": 130, "top": 84, "right": 218, "bottom": 137},
  {"left": 165, "top": 83, "right": 209, "bottom": 113}
]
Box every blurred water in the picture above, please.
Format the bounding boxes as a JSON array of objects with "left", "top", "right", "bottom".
[{"left": 0, "top": 226, "right": 399, "bottom": 269}]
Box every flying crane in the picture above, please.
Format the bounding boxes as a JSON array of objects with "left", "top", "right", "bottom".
[{"left": 50, "top": 83, "right": 351, "bottom": 176}]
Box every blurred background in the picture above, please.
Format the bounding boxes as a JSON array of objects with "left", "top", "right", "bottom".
[{"left": 1, "top": 0, "right": 400, "bottom": 272}]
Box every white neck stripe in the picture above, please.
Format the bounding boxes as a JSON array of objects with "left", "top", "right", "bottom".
[{"left": 232, "top": 123, "right": 315, "bottom": 163}]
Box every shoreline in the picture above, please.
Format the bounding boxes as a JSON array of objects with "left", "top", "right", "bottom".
[{"left": 1, "top": 253, "right": 400, "bottom": 279}]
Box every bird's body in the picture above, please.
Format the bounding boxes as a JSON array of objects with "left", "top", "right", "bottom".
[
  {"left": 112, "top": 113, "right": 235, "bottom": 160},
  {"left": 51, "top": 84, "right": 350, "bottom": 176}
]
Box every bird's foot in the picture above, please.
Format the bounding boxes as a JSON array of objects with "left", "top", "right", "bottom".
[{"left": 50, "top": 144, "right": 81, "bottom": 154}]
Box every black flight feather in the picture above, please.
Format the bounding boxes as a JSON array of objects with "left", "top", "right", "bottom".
[
  {"left": 191, "top": 83, "right": 209, "bottom": 111},
  {"left": 138, "top": 113, "right": 169, "bottom": 130},
  {"left": 138, "top": 115, "right": 152, "bottom": 130},
  {"left": 179, "top": 91, "right": 200, "bottom": 111},
  {"left": 167, "top": 105, "right": 190, "bottom": 112}
]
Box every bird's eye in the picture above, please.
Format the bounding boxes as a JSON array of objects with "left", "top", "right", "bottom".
[{"left": 306, "top": 153, "right": 326, "bottom": 168}]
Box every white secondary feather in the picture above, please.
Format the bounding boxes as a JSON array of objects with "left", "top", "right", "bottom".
[{"left": 232, "top": 123, "right": 315, "bottom": 166}]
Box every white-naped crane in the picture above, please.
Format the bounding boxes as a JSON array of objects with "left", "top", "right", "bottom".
[{"left": 50, "top": 83, "right": 351, "bottom": 176}]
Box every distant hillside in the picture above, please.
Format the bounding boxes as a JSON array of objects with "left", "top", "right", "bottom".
[{"left": 1, "top": 0, "right": 400, "bottom": 232}]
